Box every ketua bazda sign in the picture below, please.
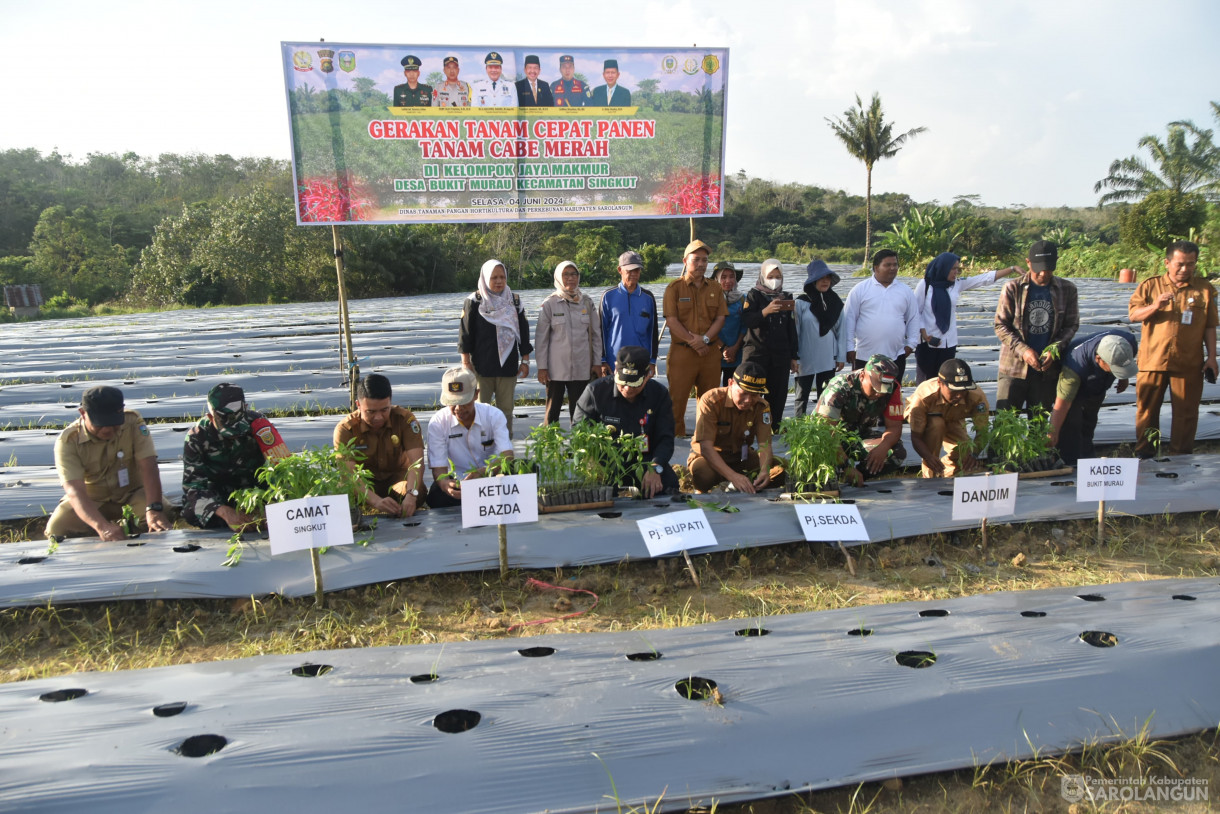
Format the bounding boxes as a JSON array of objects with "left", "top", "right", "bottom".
[
  {"left": 461, "top": 474, "right": 539, "bottom": 529},
  {"left": 1076, "top": 458, "right": 1139, "bottom": 502},
  {"left": 265, "top": 494, "right": 354, "bottom": 555},
  {"left": 280, "top": 43, "right": 728, "bottom": 224},
  {"left": 951, "top": 473, "right": 1019, "bottom": 521}
]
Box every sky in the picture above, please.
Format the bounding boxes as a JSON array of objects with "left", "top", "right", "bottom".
[{"left": 3, "top": 0, "right": 1217, "bottom": 209}]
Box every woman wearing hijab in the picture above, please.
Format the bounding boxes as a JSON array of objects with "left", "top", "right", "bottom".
[
  {"left": 912, "top": 253, "right": 1018, "bottom": 383},
  {"left": 793, "top": 259, "right": 846, "bottom": 416},
  {"left": 459, "top": 259, "right": 533, "bottom": 437},
  {"left": 535, "top": 260, "right": 603, "bottom": 426},
  {"left": 740, "top": 258, "right": 799, "bottom": 422},
  {"left": 715, "top": 261, "right": 746, "bottom": 385}
]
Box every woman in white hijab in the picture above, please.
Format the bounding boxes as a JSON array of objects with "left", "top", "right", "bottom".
[
  {"left": 459, "top": 259, "right": 532, "bottom": 437},
  {"left": 535, "top": 261, "right": 603, "bottom": 426}
]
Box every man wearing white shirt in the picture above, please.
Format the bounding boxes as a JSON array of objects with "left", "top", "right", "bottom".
[
  {"left": 427, "top": 367, "right": 514, "bottom": 508},
  {"left": 842, "top": 250, "right": 920, "bottom": 383},
  {"left": 471, "top": 51, "right": 518, "bottom": 108},
  {"left": 912, "top": 252, "right": 1018, "bottom": 382}
]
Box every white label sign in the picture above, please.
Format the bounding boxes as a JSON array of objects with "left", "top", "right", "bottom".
[
  {"left": 795, "top": 503, "right": 870, "bottom": 542},
  {"left": 951, "top": 472, "right": 1018, "bottom": 520},
  {"left": 461, "top": 473, "right": 539, "bottom": 529},
  {"left": 266, "top": 494, "right": 354, "bottom": 555},
  {"left": 637, "top": 508, "right": 717, "bottom": 557},
  {"left": 1076, "top": 458, "right": 1139, "bottom": 502}
]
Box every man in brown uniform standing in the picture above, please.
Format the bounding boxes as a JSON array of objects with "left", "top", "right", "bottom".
[
  {"left": 905, "top": 359, "right": 989, "bottom": 478},
  {"left": 334, "top": 374, "right": 427, "bottom": 516},
  {"left": 687, "top": 361, "right": 783, "bottom": 493},
  {"left": 664, "top": 239, "right": 727, "bottom": 435},
  {"left": 1128, "top": 240, "right": 1218, "bottom": 457}
]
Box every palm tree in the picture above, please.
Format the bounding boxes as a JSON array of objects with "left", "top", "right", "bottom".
[
  {"left": 1094, "top": 119, "right": 1219, "bottom": 204},
  {"left": 825, "top": 93, "right": 926, "bottom": 267}
]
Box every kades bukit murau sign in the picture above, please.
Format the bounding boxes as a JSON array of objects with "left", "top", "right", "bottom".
[{"left": 280, "top": 43, "right": 728, "bottom": 225}]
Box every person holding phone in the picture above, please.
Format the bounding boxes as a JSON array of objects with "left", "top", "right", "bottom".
[{"left": 740, "top": 258, "right": 800, "bottom": 422}]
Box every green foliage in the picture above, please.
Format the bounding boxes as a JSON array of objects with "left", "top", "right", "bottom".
[
  {"left": 120, "top": 504, "right": 139, "bottom": 536},
  {"left": 778, "top": 413, "right": 861, "bottom": 492},
  {"left": 1057, "top": 242, "right": 1165, "bottom": 280},
  {"left": 1095, "top": 121, "right": 1219, "bottom": 205},
  {"left": 221, "top": 532, "right": 244, "bottom": 568},
  {"left": 637, "top": 243, "right": 670, "bottom": 279},
  {"left": 973, "top": 407, "right": 1055, "bottom": 471},
  {"left": 230, "top": 441, "right": 374, "bottom": 517},
  {"left": 28, "top": 205, "right": 130, "bottom": 304},
  {"left": 875, "top": 205, "right": 963, "bottom": 267},
  {"left": 1118, "top": 190, "right": 1208, "bottom": 249},
  {"left": 503, "top": 420, "right": 650, "bottom": 495}
]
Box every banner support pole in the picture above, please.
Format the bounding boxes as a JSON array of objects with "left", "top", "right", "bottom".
[{"left": 332, "top": 225, "right": 359, "bottom": 410}]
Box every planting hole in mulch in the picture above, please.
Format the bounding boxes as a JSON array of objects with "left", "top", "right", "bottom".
[
  {"left": 153, "top": 702, "right": 187, "bottom": 717},
  {"left": 433, "top": 709, "right": 481, "bottom": 733},
  {"left": 1077, "top": 594, "right": 1106, "bottom": 602},
  {"left": 1155, "top": 472, "right": 1178, "bottom": 479},
  {"left": 402, "top": 521, "right": 421, "bottom": 527},
  {"left": 126, "top": 541, "right": 145, "bottom": 547},
  {"left": 919, "top": 609, "right": 949, "bottom": 618},
  {"left": 896, "top": 650, "right": 937, "bottom": 668},
  {"left": 514, "top": 412, "right": 528, "bottom": 418},
  {"left": 18, "top": 556, "right": 46, "bottom": 565},
  {"left": 671, "top": 494, "right": 689, "bottom": 503},
  {"left": 847, "top": 628, "right": 873, "bottom": 637},
  {"left": 410, "top": 674, "right": 439, "bottom": 684},
  {"left": 1021, "top": 611, "right": 1048, "bottom": 618},
  {"left": 1050, "top": 481, "right": 1075, "bottom": 487},
  {"left": 874, "top": 489, "right": 892, "bottom": 494},
  {"left": 1154, "top": 457, "right": 1171, "bottom": 463},
  {"left": 59, "top": 383, "right": 71, "bottom": 388},
  {"left": 291, "top": 663, "right": 333, "bottom": 677},
  {"left": 734, "top": 627, "right": 770, "bottom": 637},
  {"left": 517, "top": 646, "right": 555, "bottom": 658},
  {"left": 1080, "top": 630, "right": 1118, "bottom": 648},
  {"left": 626, "top": 651, "right": 662, "bottom": 661},
  {"left": 839, "top": 499, "right": 856, "bottom": 504},
  {"left": 675, "top": 676, "right": 718, "bottom": 701},
  {"left": 176, "top": 734, "right": 227, "bottom": 757},
  {"left": 172, "top": 426, "right": 188, "bottom": 432},
  {"left": 173, "top": 544, "right": 201, "bottom": 553},
  {"left": 938, "top": 490, "right": 954, "bottom": 496},
  {"left": 598, "top": 511, "right": 622, "bottom": 519},
  {"left": 1172, "top": 594, "right": 1197, "bottom": 601},
  {"left": 40, "top": 688, "right": 87, "bottom": 702}
]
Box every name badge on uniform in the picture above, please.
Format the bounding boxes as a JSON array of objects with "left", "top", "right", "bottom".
[
  {"left": 1182, "top": 309, "right": 1193, "bottom": 325},
  {"left": 679, "top": 297, "right": 691, "bottom": 302},
  {"left": 116, "top": 450, "right": 129, "bottom": 488}
]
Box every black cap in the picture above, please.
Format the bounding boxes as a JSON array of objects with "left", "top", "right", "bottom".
[
  {"left": 603, "top": 58, "right": 619, "bottom": 70},
  {"left": 1028, "top": 240, "right": 1058, "bottom": 272},
  {"left": 938, "top": 359, "right": 977, "bottom": 391},
  {"left": 400, "top": 55, "right": 422, "bottom": 70},
  {"left": 524, "top": 55, "right": 539, "bottom": 67},
  {"left": 733, "top": 361, "right": 769, "bottom": 394},
  {"left": 81, "top": 386, "right": 125, "bottom": 427},
  {"left": 615, "top": 346, "right": 650, "bottom": 387}
]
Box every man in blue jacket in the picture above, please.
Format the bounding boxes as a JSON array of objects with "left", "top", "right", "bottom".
[
  {"left": 600, "top": 250, "right": 659, "bottom": 376},
  {"left": 1047, "top": 329, "right": 1139, "bottom": 464}
]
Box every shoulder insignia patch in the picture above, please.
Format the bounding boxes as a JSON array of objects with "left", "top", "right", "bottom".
[
  {"left": 138, "top": 424, "right": 150, "bottom": 436},
  {"left": 410, "top": 420, "right": 420, "bottom": 434}
]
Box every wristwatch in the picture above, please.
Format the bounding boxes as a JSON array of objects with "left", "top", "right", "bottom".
[
  {"left": 652, "top": 464, "right": 664, "bottom": 475},
  {"left": 701, "top": 334, "right": 711, "bottom": 345},
  {"left": 147, "top": 502, "right": 163, "bottom": 512}
]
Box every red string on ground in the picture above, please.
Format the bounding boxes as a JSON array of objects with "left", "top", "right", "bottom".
[{"left": 507, "top": 577, "right": 600, "bottom": 632}]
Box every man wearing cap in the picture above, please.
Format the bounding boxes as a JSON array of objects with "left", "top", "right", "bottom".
[
  {"left": 47, "top": 386, "right": 170, "bottom": 540},
  {"left": 333, "top": 374, "right": 426, "bottom": 517},
  {"left": 515, "top": 55, "right": 553, "bottom": 107},
  {"left": 1129, "top": 240, "right": 1218, "bottom": 457},
  {"left": 574, "top": 345, "right": 679, "bottom": 497},
  {"left": 181, "top": 383, "right": 291, "bottom": 530},
  {"left": 601, "top": 250, "right": 660, "bottom": 378},
  {"left": 842, "top": 249, "right": 920, "bottom": 383},
  {"left": 664, "top": 239, "right": 727, "bottom": 435},
  {"left": 589, "top": 59, "right": 631, "bottom": 106},
  {"left": 817, "top": 354, "right": 907, "bottom": 485},
  {"left": 994, "top": 240, "right": 1079, "bottom": 414},
  {"left": 551, "top": 54, "right": 588, "bottom": 107},
  {"left": 432, "top": 54, "right": 471, "bottom": 107},
  {"left": 904, "top": 359, "right": 989, "bottom": 478},
  {"left": 427, "top": 367, "right": 514, "bottom": 509},
  {"left": 1047, "top": 330, "right": 1140, "bottom": 464},
  {"left": 393, "top": 55, "right": 432, "bottom": 107},
  {"left": 471, "top": 51, "right": 518, "bottom": 108},
  {"left": 687, "top": 361, "right": 783, "bottom": 493}
]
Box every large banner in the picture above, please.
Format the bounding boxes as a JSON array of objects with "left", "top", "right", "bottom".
[{"left": 279, "top": 43, "right": 728, "bottom": 225}]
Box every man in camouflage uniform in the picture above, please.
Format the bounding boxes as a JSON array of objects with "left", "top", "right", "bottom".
[
  {"left": 333, "top": 374, "right": 426, "bottom": 517},
  {"left": 181, "top": 383, "right": 290, "bottom": 530},
  {"left": 551, "top": 54, "right": 588, "bottom": 107},
  {"left": 817, "top": 354, "right": 906, "bottom": 485},
  {"left": 687, "top": 361, "right": 784, "bottom": 493},
  {"left": 392, "top": 54, "right": 432, "bottom": 107}
]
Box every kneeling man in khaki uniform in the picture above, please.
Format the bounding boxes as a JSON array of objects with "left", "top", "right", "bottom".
[{"left": 904, "top": 359, "right": 989, "bottom": 478}]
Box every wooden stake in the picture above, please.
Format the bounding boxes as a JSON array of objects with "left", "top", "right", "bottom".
[
  {"left": 837, "top": 541, "right": 858, "bottom": 576},
  {"left": 681, "top": 549, "right": 701, "bottom": 588},
  {"left": 310, "top": 548, "right": 325, "bottom": 607},
  {"left": 1096, "top": 499, "right": 1106, "bottom": 546},
  {"left": 980, "top": 517, "right": 990, "bottom": 550},
  {"left": 498, "top": 523, "right": 509, "bottom": 579}
]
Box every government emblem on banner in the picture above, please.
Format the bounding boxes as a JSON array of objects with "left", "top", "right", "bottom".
[
  {"left": 317, "top": 49, "right": 335, "bottom": 73},
  {"left": 661, "top": 55, "right": 678, "bottom": 74},
  {"left": 338, "top": 51, "right": 356, "bottom": 72},
  {"left": 702, "top": 55, "right": 720, "bottom": 75},
  {"left": 292, "top": 51, "right": 312, "bottom": 72}
]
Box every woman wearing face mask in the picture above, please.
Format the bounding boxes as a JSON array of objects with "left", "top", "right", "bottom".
[
  {"left": 740, "top": 258, "right": 800, "bottom": 422},
  {"left": 793, "top": 259, "right": 846, "bottom": 416},
  {"left": 459, "top": 258, "right": 532, "bottom": 437},
  {"left": 535, "top": 260, "right": 603, "bottom": 426},
  {"left": 715, "top": 261, "right": 746, "bottom": 385}
]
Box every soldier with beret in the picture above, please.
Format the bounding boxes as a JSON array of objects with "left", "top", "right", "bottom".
[
  {"left": 904, "top": 359, "right": 989, "bottom": 478},
  {"left": 515, "top": 54, "right": 554, "bottom": 107},
  {"left": 181, "top": 383, "right": 291, "bottom": 531},
  {"left": 589, "top": 58, "right": 631, "bottom": 106},
  {"left": 687, "top": 361, "right": 784, "bottom": 493},
  {"left": 334, "top": 374, "right": 426, "bottom": 517},
  {"left": 574, "top": 345, "right": 680, "bottom": 497},
  {"left": 47, "top": 386, "right": 170, "bottom": 540},
  {"left": 817, "top": 354, "right": 906, "bottom": 485},
  {"left": 432, "top": 54, "right": 471, "bottom": 107},
  {"left": 471, "top": 51, "right": 518, "bottom": 107},
  {"left": 551, "top": 54, "right": 588, "bottom": 107},
  {"left": 393, "top": 54, "right": 433, "bottom": 107}
]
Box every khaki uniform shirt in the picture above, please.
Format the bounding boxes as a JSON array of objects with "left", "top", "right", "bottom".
[
  {"left": 663, "top": 276, "right": 727, "bottom": 341},
  {"left": 54, "top": 411, "right": 156, "bottom": 503},
  {"left": 1129, "top": 275, "right": 1219, "bottom": 374},
  {"left": 904, "top": 379, "right": 989, "bottom": 436},
  {"left": 535, "top": 293, "right": 602, "bottom": 381},
  {"left": 688, "top": 387, "right": 772, "bottom": 465},
  {"left": 334, "top": 406, "right": 424, "bottom": 485}
]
